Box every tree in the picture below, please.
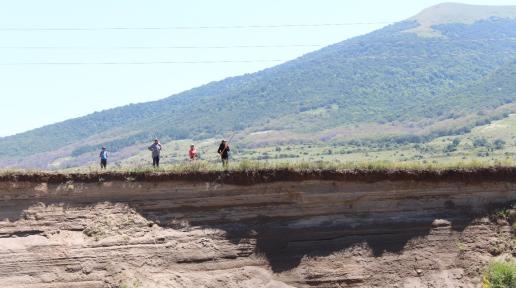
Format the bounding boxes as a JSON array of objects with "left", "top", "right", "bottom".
[
  {"left": 473, "top": 138, "right": 488, "bottom": 148},
  {"left": 494, "top": 139, "right": 506, "bottom": 150}
]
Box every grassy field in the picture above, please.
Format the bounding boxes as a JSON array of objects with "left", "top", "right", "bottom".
[
  {"left": 20, "top": 113, "right": 514, "bottom": 173},
  {"left": 4, "top": 158, "right": 504, "bottom": 176},
  {"left": 80, "top": 114, "right": 515, "bottom": 171},
  {"left": 2, "top": 159, "right": 516, "bottom": 181}
]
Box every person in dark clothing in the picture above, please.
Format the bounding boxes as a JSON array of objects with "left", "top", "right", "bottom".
[
  {"left": 217, "top": 140, "right": 230, "bottom": 168},
  {"left": 99, "top": 146, "right": 108, "bottom": 169},
  {"left": 148, "top": 139, "right": 162, "bottom": 168}
]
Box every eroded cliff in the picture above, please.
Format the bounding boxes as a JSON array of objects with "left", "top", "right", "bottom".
[{"left": 0, "top": 169, "right": 515, "bottom": 287}]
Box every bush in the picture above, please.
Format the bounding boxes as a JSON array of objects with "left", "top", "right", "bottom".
[
  {"left": 494, "top": 139, "right": 506, "bottom": 150},
  {"left": 474, "top": 138, "right": 489, "bottom": 148},
  {"left": 482, "top": 261, "right": 516, "bottom": 288}
]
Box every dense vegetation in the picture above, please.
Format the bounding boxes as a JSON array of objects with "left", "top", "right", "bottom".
[{"left": 1, "top": 12, "right": 516, "bottom": 162}]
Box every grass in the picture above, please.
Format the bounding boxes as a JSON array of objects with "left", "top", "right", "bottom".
[
  {"left": 110, "top": 115, "right": 516, "bottom": 171},
  {"left": 3, "top": 113, "right": 516, "bottom": 175},
  {"left": 482, "top": 261, "right": 516, "bottom": 288},
  {"left": 119, "top": 279, "right": 142, "bottom": 288},
  {"left": 456, "top": 241, "right": 466, "bottom": 252},
  {"left": 1, "top": 158, "right": 514, "bottom": 177},
  {"left": 17, "top": 113, "right": 514, "bottom": 171},
  {"left": 489, "top": 203, "right": 516, "bottom": 226}
]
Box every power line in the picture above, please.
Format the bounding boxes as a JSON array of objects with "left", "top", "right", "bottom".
[
  {"left": 0, "top": 37, "right": 515, "bottom": 50},
  {"left": 0, "top": 44, "right": 325, "bottom": 50},
  {"left": 0, "top": 22, "right": 393, "bottom": 31},
  {"left": 0, "top": 59, "right": 286, "bottom": 66},
  {"left": 0, "top": 51, "right": 514, "bottom": 66}
]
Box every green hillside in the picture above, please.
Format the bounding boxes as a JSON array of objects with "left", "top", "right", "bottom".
[{"left": 1, "top": 3, "right": 516, "bottom": 168}]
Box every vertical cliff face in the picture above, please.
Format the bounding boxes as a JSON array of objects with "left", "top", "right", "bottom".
[{"left": 0, "top": 170, "right": 514, "bottom": 287}]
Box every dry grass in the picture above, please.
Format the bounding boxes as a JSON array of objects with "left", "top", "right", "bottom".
[{"left": 1, "top": 159, "right": 514, "bottom": 176}]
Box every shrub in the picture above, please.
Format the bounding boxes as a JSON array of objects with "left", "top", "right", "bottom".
[
  {"left": 494, "top": 139, "right": 506, "bottom": 150},
  {"left": 482, "top": 261, "right": 516, "bottom": 288},
  {"left": 444, "top": 143, "right": 458, "bottom": 153},
  {"left": 474, "top": 138, "right": 489, "bottom": 148}
]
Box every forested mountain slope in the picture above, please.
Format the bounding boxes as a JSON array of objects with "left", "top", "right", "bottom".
[{"left": 1, "top": 3, "right": 516, "bottom": 168}]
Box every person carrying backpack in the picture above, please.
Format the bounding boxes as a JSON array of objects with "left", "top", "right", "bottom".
[
  {"left": 217, "top": 140, "right": 230, "bottom": 168},
  {"left": 99, "top": 146, "right": 108, "bottom": 169}
]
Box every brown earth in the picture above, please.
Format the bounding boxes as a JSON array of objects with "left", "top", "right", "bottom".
[{"left": 0, "top": 170, "right": 514, "bottom": 287}]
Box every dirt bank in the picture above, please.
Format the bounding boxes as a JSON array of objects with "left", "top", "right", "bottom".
[
  {"left": 0, "top": 170, "right": 514, "bottom": 287},
  {"left": 2, "top": 167, "right": 516, "bottom": 184}
]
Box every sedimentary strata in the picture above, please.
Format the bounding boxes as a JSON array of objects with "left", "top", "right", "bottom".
[{"left": 0, "top": 170, "right": 514, "bottom": 287}]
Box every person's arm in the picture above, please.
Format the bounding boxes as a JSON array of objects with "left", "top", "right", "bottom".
[{"left": 148, "top": 145, "right": 153, "bottom": 151}]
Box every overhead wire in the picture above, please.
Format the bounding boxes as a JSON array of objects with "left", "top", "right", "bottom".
[
  {"left": 0, "top": 37, "right": 516, "bottom": 50},
  {"left": 0, "top": 51, "right": 514, "bottom": 66},
  {"left": 0, "top": 60, "right": 286, "bottom": 66},
  {"left": 1, "top": 37, "right": 516, "bottom": 50},
  {"left": 0, "top": 19, "right": 514, "bottom": 66},
  {"left": 0, "top": 22, "right": 393, "bottom": 31},
  {"left": 0, "top": 44, "right": 325, "bottom": 49}
]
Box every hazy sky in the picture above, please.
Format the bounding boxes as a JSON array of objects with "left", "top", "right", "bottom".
[{"left": 1, "top": 0, "right": 515, "bottom": 137}]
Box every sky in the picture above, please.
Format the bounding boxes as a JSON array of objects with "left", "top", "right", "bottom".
[{"left": 1, "top": 0, "right": 515, "bottom": 137}]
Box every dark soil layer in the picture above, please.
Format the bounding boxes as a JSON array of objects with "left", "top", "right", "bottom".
[{"left": 2, "top": 167, "right": 516, "bottom": 185}]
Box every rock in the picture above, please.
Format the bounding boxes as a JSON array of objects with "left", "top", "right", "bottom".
[
  {"left": 508, "top": 209, "right": 516, "bottom": 223},
  {"left": 432, "top": 219, "right": 452, "bottom": 227},
  {"left": 496, "top": 219, "right": 509, "bottom": 226}
]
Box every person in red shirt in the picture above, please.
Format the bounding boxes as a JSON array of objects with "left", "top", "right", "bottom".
[{"left": 188, "top": 144, "right": 198, "bottom": 161}]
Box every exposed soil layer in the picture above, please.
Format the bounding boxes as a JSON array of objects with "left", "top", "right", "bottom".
[
  {"left": 0, "top": 172, "right": 514, "bottom": 287},
  {"left": 2, "top": 167, "right": 516, "bottom": 185}
]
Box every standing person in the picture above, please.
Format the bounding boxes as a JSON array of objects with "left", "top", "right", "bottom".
[
  {"left": 188, "top": 144, "right": 198, "bottom": 161},
  {"left": 148, "top": 139, "right": 162, "bottom": 168},
  {"left": 99, "top": 146, "right": 108, "bottom": 169},
  {"left": 217, "top": 140, "right": 230, "bottom": 168}
]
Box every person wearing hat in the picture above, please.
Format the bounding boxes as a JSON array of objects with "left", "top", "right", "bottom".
[
  {"left": 188, "top": 144, "right": 198, "bottom": 161},
  {"left": 148, "top": 139, "right": 163, "bottom": 168},
  {"left": 217, "top": 140, "right": 230, "bottom": 168},
  {"left": 99, "top": 146, "right": 108, "bottom": 169}
]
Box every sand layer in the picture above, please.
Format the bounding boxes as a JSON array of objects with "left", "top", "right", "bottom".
[{"left": 0, "top": 170, "right": 514, "bottom": 287}]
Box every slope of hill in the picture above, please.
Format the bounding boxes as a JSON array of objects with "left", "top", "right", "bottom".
[
  {"left": 408, "top": 2, "right": 516, "bottom": 36},
  {"left": 1, "top": 3, "right": 516, "bottom": 168}
]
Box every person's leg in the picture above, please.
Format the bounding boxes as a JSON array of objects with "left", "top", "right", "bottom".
[
  {"left": 156, "top": 156, "right": 160, "bottom": 167},
  {"left": 101, "top": 159, "right": 107, "bottom": 169},
  {"left": 152, "top": 157, "right": 157, "bottom": 167}
]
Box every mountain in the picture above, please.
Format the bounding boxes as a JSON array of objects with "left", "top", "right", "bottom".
[
  {"left": 408, "top": 2, "right": 516, "bottom": 36},
  {"left": 1, "top": 3, "right": 516, "bottom": 168}
]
